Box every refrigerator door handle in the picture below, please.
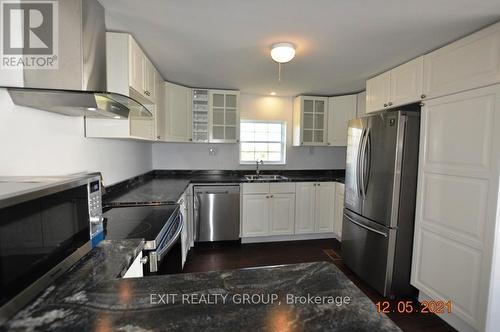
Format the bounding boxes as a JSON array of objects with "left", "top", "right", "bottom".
[
  {"left": 356, "top": 128, "right": 366, "bottom": 198},
  {"left": 363, "top": 130, "right": 372, "bottom": 195},
  {"left": 359, "top": 128, "right": 369, "bottom": 199},
  {"left": 344, "top": 213, "right": 388, "bottom": 238}
]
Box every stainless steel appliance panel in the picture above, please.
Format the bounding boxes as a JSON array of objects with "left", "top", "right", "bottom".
[
  {"left": 360, "top": 112, "right": 403, "bottom": 227},
  {"left": 342, "top": 210, "right": 396, "bottom": 296},
  {"left": 194, "top": 186, "right": 240, "bottom": 242},
  {"left": 344, "top": 117, "right": 366, "bottom": 215}
]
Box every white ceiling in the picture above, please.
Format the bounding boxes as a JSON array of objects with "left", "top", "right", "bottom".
[{"left": 99, "top": 0, "right": 500, "bottom": 96}]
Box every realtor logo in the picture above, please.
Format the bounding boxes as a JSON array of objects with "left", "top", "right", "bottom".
[{"left": 0, "top": 0, "right": 58, "bottom": 69}]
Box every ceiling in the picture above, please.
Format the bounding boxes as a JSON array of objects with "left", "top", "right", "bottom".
[{"left": 99, "top": 0, "right": 500, "bottom": 97}]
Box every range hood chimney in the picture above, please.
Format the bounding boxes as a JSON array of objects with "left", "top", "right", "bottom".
[{"left": 1, "top": 0, "right": 151, "bottom": 119}]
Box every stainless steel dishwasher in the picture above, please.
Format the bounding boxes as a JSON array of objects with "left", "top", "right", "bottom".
[{"left": 193, "top": 185, "right": 240, "bottom": 242}]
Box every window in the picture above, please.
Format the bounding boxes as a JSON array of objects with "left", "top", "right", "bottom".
[{"left": 240, "top": 120, "right": 286, "bottom": 164}]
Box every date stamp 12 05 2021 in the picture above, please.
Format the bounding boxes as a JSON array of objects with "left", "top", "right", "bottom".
[{"left": 376, "top": 300, "right": 452, "bottom": 314}]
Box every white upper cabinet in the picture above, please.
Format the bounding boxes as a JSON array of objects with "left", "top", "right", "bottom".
[
  {"left": 128, "top": 37, "right": 143, "bottom": 95},
  {"left": 366, "top": 57, "right": 424, "bottom": 113},
  {"left": 327, "top": 94, "right": 357, "bottom": 146},
  {"left": 143, "top": 57, "right": 157, "bottom": 102},
  {"left": 423, "top": 22, "right": 500, "bottom": 99},
  {"left": 356, "top": 91, "right": 366, "bottom": 117},
  {"left": 161, "top": 82, "right": 192, "bottom": 142},
  {"left": 107, "top": 32, "right": 159, "bottom": 104},
  {"left": 209, "top": 90, "right": 240, "bottom": 143},
  {"left": 293, "top": 96, "right": 329, "bottom": 146},
  {"left": 87, "top": 32, "right": 163, "bottom": 141},
  {"left": 366, "top": 71, "right": 391, "bottom": 113},
  {"left": 154, "top": 73, "right": 166, "bottom": 140},
  {"left": 390, "top": 56, "right": 424, "bottom": 106}
]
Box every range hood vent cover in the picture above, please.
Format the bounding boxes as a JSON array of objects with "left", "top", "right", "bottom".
[
  {"left": 7, "top": 88, "right": 152, "bottom": 119},
  {"left": 1, "top": 0, "right": 151, "bottom": 119}
]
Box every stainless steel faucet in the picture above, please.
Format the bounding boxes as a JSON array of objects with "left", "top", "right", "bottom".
[{"left": 255, "top": 160, "right": 264, "bottom": 177}]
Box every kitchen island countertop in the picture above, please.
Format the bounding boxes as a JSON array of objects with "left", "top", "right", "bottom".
[{"left": 2, "top": 239, "right": 400, "bottom": 332}]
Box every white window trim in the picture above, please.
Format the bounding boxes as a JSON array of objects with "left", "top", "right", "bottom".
[{"left": 239, "top": 120, "right": 287, "bottom": 165}]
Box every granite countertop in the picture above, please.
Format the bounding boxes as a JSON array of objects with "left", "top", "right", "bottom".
[
  {"left": 2, "top": 240, "right": 400, "bottom": 332},
  {"left": 104, "top": 169, "right": 345, "bottom": 206}
]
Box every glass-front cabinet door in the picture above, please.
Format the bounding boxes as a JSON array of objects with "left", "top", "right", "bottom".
[
  {"left": 301, "top": 96, "right": 328, "bottom": 145},
  {"left": 209, "top": 90, "right": 240, "bottom": 143}
]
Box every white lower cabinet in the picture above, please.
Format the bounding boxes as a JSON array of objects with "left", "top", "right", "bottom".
[
  {"left": 315, "top": 183, "right": 336, "bottom": 233},
  {"left": 241, "top": 182, "right": 341, "bottom": 240},
  {"left": 269, "top": 194, "right": 295, "bottom": 235},
  {"left": 294, "top": 183, "right": 316, "bottom": 234},
  {"left": 241, "top": 194, "right": 270, "bottom": 237},
  {"left": 295, "top": 182, "right": 336, "bottom": 235}
]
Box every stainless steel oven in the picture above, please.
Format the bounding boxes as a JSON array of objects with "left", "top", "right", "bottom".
[
  {"left": 0, "top": 173, "right": 103, "bottom": 323},
  {"left": 103, "top": 204, "right": 183, "bottom": 274}
]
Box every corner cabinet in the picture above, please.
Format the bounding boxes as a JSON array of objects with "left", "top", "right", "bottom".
[
  {"left": 293, "top": 96, "right": 328, "bottom": 146},
  {"left": 327, "top": 95, "right": 357, "bottom": 146},
  {"left": 366, "top": 56, "right": 424, "bottom": 113},
  {"left": 208, "top": 90, "right": 240, "bottom": 143}
]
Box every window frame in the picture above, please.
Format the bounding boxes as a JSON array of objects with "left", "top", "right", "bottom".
[{"left": 239, "top": 120, "right": 287, "bottom": 165}]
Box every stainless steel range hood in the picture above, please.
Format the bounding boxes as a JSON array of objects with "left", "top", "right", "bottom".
[{"left": 2, "top": 0, "right": 151, "bottom": 119}]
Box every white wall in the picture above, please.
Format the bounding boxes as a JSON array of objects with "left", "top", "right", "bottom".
[
  {"left": 153, "top": 93, "right": 346, "bottom": 170},
  {"left": 0, "top": 89, "right": 152, "bottom": 185}
]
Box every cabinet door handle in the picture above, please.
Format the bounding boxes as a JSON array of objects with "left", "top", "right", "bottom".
[
  {"left": 420, "top": 94, "right": 426, "bottom": 99},
  {"left": 388, "top": 102, "right": 393, "bottom": 106},
  {"left": 383, "top": 103, "right": 388, "bottom": 107},
  {"left": 270, "top": 195, "right": 274, "bottom": 198},
  {"left": 317, "top": 183, "right": 321, "bottom": 186}
]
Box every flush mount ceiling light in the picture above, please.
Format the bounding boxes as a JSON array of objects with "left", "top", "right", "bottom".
[
  {"left": 270, "top": 42, "right": 295, "bottom": 82},
  {"left": 270, "top": 43, "right": 296, "bottom": 63}
]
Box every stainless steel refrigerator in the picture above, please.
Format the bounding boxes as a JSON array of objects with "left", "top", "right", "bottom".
[{"left": 342, "top": 104, "right": 420, "bottom": 298}]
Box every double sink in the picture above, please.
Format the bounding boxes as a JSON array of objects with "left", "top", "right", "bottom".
[{"left": 243, "top": 174, "right": 288, "bottom": 182}]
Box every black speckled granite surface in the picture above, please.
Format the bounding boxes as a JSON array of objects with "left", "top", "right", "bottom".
[
  {"left": 104, "top": 169, "right": 345, "bottom": 206},
  {"left": 2, "top": 239, "right": 400, "bottom": 332}
]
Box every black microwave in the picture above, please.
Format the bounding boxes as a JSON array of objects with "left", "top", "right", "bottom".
[{"left": 0, "top": 173, "right": 103, "bottom": 323}]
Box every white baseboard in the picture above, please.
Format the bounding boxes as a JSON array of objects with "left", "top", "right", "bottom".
[
  {"left": 241, "top": 232, "right": 340, "bottom": 244},
  {"left": 418, "top": 292, "right": 477, "bottom": 332}
]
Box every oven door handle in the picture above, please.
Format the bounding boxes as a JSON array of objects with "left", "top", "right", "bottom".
[{"left": 156, "top": 212, "right": 183, "bottom": 262}]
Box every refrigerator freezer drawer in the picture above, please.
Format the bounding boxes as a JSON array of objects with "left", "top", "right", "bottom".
[{"left": 341, "top": 211, "right": 395, "bottom": 296}]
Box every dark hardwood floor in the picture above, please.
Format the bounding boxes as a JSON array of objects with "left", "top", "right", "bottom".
[{"left": 183, "top": 239, "right": 456, "bottom": 332}]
